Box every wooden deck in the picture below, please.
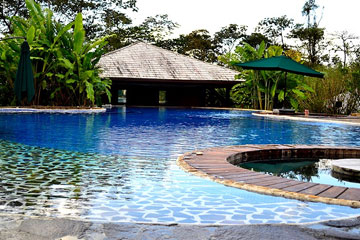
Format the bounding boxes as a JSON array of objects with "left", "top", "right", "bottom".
[{"left": 177, "top": 145, "right": 360, "bottom": 207}]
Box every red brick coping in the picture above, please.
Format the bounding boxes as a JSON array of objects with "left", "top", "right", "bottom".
[{"left": 177, "top": 145, "right": 360, "bottom": 207}]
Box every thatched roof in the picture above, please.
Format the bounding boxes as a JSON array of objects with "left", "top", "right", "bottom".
[{"left": 98, "top": 41, "right": 242, "bottom": 84}]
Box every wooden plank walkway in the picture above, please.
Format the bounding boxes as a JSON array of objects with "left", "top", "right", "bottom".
[{"left": 177, "top": 145, "right": 360, "bottom": 208}]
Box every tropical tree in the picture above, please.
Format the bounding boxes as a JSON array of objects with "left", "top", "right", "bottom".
[
  {"left": 331, "top": 31, "right": 358, "bottom": 68},
  {"left": 243, "top": 33, "right": 271, "bottom": 48},
  {"left": 55, "top": 13, "right": 112, "bottom": 106},
  {"left": 256, "top": 15, "right": 294, "bottom": 49},
  {"left": 214, "top": 24, "right": 248, "bottom": 54},
  {"left": 291, "top": 0, "right": 325, "bottom": 66},
  {"left": 160, "top": 29, "right": 218, "bottom": 63},
  {"left": 220, "top": 41, "right": 275, "bottom": 109},
  {"left": 106, "top": 14, "right": 179, "bottom": 51},
  {"left": 2, "top": 0, "right": 112, "bottom": 106},
  {"left": 0, "top": 0, "right": 138, "bottom": 38},
  {"left": 0, "top": 1, "right": 28, "bottom": 34},
  {"left": 0, "top": 40, "right": 19, "bottom": 105},
  {"left": 298, "top": 66, "right": 360, "bottom": 114},
  {"left": 220, "top": 41, "right": 313, "bottom": 110}
]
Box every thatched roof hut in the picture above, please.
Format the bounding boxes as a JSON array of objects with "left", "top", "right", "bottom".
[{"left": 98, "top": 41, "right": 242, "bottom": 106}]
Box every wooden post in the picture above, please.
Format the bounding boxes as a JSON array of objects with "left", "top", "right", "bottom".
[
  {"left": 111, "top": 87, "right": 118, "bottom": 105},
  {"left": 225, "top": 87, "right": 231, "bottom": 107}
]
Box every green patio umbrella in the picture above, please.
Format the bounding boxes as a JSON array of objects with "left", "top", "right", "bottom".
[
  {"left": 233, "top": 55, "right": 324, "bottom": 78},
  {"left": 14, "top": 41, "right": 35, "bottom": 103},
  {"left": 233, "top": 55, "right": 324, "bottom": 108}
]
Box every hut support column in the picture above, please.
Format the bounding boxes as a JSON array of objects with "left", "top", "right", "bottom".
[
  {"left": 111, "top": 87, "right": 119, "bottom": 105},
  {"left": 225, "top": 87, "right": 231, "bottom": 107}
]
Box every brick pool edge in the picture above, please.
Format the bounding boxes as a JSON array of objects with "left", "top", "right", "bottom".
[{"left": 177, "top": 145, "right": 360, "bottom": 208}]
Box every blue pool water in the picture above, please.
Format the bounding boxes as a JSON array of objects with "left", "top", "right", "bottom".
[{"left": 0, "top": 107, "right": 360, "bottom": 224}]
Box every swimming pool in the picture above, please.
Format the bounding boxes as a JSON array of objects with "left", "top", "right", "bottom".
[{"left": 1, "top": 107, "right": 360, "bottom": 224}]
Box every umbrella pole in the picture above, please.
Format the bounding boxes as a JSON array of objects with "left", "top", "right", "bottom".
[{"left": 283, "top": 72, "right": 288, "bottom": 109}]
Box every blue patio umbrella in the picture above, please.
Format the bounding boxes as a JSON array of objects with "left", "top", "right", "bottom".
[{"left": 14, "top": 41, "right": 35, "bottom": 103}]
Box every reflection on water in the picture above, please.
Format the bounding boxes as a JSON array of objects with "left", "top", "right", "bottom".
[
  {"left": 2, "top": 139, "right": 360, "bottom": 224},
  {"left": 0, "top": 140, "right": 171, "bottom": 218},
  {"left": 1, "top": 107, "right": 360, "bottom": 224},
  {"left": 240, "top": 159, "right": 360, "bottom": 189},
  {"left": 332, "top": 171, "right": 360, "bottom": 184},
  {"left": 240, "top": 160, "right": 319, "bottom": 181}
]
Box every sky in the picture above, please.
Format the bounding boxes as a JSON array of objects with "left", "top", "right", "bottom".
[{"left": 127, "top": 0, "right": 360, "bottom": 38}]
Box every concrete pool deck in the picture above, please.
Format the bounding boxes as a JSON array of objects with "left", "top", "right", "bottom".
[
  {"left": 177, "top": 145, "right": 360, "bottom": 208},
  {"left": 1, "top": 214, "right": 360, "bottom": 240},
  {"left": 0, "top": 107, "right": 106, "bottom": 114},
  {"left": 253, "top": 112, "right": 360, "bottom": 126},
  {"left": 332, "top": 159, "right": 360, "bottom": 177}
]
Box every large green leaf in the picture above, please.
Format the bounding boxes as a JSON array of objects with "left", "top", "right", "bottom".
[
  {"left": 55, "top": 73, "right": 65, "bottom": 79},
  {"left": 25, "top": 0, "right": 45, "bottom": 29},
  {"left": 85, "top": 35, "right": 114, "bottom": 54},
  {"left": 73, "top": 31, "right": 85, "bottom": 55},
  {"left": 292, "top": 89, "right": 306, "bottom": 99},
  {"left": 74, "top": 13, "right": 83, "bottom": 32},
  {"left": 26, "top": 26, "right": 35, "bottom": 44},
  {"left": 52, "top": 21, "right": 74, "bottom": 49},
  {"left": 85, "top": 81, "right": 95, "bottom": 103},
  {"left": 30, "top": 56, "right": 44, "bottom": 61},
  {"left": 60, "top": 58, "right": 73, "bottom": 69},
  {"left": 11, "top": 17, "right": 27, "bottom": 35},
  {"left": 278, "top": 90, "right": 285, "bottom": 101},
  {"left": 105, "top": 88, "right": 112, "bottom": 102},
  {"left": 45, "top": 9, "right": 53, "bottom": 35},
  {"left": 257, "top": 41, "right": 266, "bottom": 58},
  {"left": 270, "top": 83, "right": 277, "bottom": 97},
  {"left": 302, "top": 83, "right": 314, "bottom": 93},
  {"left": 290, "top": 98, "right": 299, "bottom": 110},
  {"left": 1, "top": 50, "right": 6, "bottom": 61},
  {"left": 66, "top": 79, "right": 76, "bottom": 84},
  {"left": 73, "top": 13, "right": 85, "bottom": 54}
]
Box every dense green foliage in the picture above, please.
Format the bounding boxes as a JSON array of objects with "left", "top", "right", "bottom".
[
  {"left": 0, "top": 0, "right": 112, "bottom": 106},
  {"left": 1, "top": 0, "right": 359, "bottom": 112},
  {"left": 220, "top": 42, "right": 313, "bottom": 110},
  {"left": 0, "top": 0, "right": 137, "bottom": 37},
  {"left": 297, "top": 66, "right": 360, "bottom": 114}
]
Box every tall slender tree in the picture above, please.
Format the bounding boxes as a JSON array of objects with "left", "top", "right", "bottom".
[
  {"left": 291, "top": 0, "right": 325, "bottom": 66},
  {"left": 331, "top": 31, "right": 358, "bottom": 67},
  {"left": 256, "top": 16, "right": 294, "bottom": 49},
  {"left": 214, "top": 24, "right": 247, "bottom": 54}
]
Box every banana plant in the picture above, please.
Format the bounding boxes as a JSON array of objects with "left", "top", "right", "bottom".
[
  {"left": 230, "top": 41, "right": 277, "bottom": 110},
  {"left": 0, "top": 40, "right": 20, "bottom": 105},
  {"left": 233, "top": 41, "right": 266, "bottom": 109},
  {"left": 7, "top": 0, "right": 112, "bottom": 106},
  {"left": 11, "top": 0, "right": 75, "bottom": 104},
  {"left": 58, "top": 13, "right": 112, "bottom": 106},
  {"left": 221, "top": 41, "right": 313, "bottom": 110}
]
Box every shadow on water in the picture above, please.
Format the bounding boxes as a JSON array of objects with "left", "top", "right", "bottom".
[
  {"left": 239, "top": 159, "right": 360, "bottom": 188},
  {"left": 240, "top": 160, "right": 319, "bottom": 182}
]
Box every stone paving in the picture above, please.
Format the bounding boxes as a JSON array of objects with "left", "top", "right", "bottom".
[{"left": 1, "top": 214, "right": 360, "bottom": 240}]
